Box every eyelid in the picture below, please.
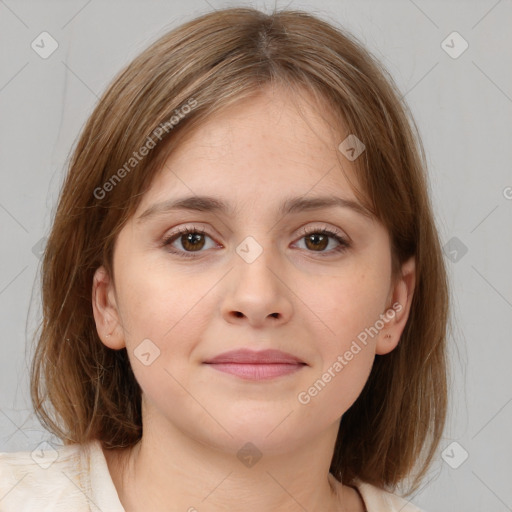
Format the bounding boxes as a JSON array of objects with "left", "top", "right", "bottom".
[
  {"left": 162, "top": 222, "right": 347, "bottom": 240},
  {"left": 296, "top": 223, "right": 348, "bottom": 241}
]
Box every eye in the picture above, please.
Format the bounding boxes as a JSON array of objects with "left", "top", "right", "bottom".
[
  {"left": 162, "top": 226, "right": 218, "bottom": 259},
  {"left": 162, "top": 224, "right": 351, "bottom": 259},
  {"left": 293, "top": 225, "right": 350, "bottom": 257}
]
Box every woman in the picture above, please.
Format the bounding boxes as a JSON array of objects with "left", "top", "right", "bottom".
[{"left": 0, "top": 7, "right": 449, "bottom": 511}]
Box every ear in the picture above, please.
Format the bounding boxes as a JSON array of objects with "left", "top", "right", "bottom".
[
  {"left": 376, "top": 256, "right": 416, "bottom": 355},
  {"left": 91, "top": 265, "right": 125, "bottom": 350}
]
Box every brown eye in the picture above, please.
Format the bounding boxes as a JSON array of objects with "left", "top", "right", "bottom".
[
  {"left": 304, "top": 232, "right": 329, "bottom": 251},
  {"left": 162, "top": 226, "right": 217, "bottom": 258},
  {"left": 180, "top": 232, "right": 206, "bottom": 251},
  {"left": 294, "top": 227, "right": 350, "bottom": 257}
]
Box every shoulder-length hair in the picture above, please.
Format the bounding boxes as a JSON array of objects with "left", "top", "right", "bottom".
[{"left": 31, "top": 6, "right": 449, "bottom": 494}]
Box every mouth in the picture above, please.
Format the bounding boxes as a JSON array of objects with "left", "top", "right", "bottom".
[{"left": 203, "top": 349, "right": 307, "bottom": 380}]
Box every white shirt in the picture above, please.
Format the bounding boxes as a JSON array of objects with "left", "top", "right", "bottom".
[{"left": 0, "top": 441, "right": 424, "bottom": 511}]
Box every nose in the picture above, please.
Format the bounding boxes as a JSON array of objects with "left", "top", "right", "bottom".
[{"left": 221, "top": 244, "right": 293, "bottom": 328}]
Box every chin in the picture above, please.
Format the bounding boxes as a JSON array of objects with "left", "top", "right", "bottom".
[{"left": 205, "top": 414, "right": 308, "bottom": 455}]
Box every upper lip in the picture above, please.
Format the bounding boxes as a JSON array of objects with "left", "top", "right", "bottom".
[{"left": 204, "top": 349, "right": 306, "bottom": 365}]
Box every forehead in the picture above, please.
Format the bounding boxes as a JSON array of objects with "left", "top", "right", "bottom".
[{"left": 137, "top": 86, "right": 366, "bottom": 216}]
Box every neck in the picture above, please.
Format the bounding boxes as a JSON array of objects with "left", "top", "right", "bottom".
[{"left": 104, "top": 416, "right": 359, "bottom": 511}]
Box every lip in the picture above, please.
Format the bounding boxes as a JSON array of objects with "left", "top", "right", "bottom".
[
  {"left": 203, "top": 349, "right": 306, "bottom": 380},
  {"left": 204, "top": 349, "right": 305, "bottom": 364}
]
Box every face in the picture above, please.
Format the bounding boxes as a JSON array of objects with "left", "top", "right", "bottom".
[{"left": 93, "top": 85, "right": 415, "bottom": 455}]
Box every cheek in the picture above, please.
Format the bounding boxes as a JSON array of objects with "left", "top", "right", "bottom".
[
  {"left": 114, "top": 255, "right": 212, "bottom": 345},
  {"left": 305, "top": 263, "right": 390, "bottom": 352},
  {"left": 297, "top": 349, "right": 374, "bottom": 422},
  {"left": 293, "top": 266, "right": 388, "bottom": 417},
  {"left": 112, "top": 257, "right": 216, "bottom": 401},
  {"left": 296, "top": 305, "right": 378, "bottom": 425},
  {"left": 115, "top": 264, "right": 211, "bottom": 421}
]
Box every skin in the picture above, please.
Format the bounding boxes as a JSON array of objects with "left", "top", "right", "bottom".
[{"left": 92, "top": 84, "right": 415, "bottom": 512}]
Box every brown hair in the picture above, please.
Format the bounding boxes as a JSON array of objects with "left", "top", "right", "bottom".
[{"left": 30, "top": 6, "right": 449, "bottom": 494}]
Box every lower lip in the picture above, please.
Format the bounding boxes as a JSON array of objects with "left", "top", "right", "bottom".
[{"left": 205, "top": 363, "right": 304, "bottom": 380}]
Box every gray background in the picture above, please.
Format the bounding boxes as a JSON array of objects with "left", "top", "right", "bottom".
[{"left": 1, "top": 1, "right": 511, "bottom": 511}]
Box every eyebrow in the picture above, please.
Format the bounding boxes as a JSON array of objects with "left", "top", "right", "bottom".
[{"left": 136, "top": 194, "right": 374, "bottom": 223}]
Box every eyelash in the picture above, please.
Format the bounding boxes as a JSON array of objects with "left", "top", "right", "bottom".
[{"left": 162, "top": 225, "right": 350, "bottom": 259}]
